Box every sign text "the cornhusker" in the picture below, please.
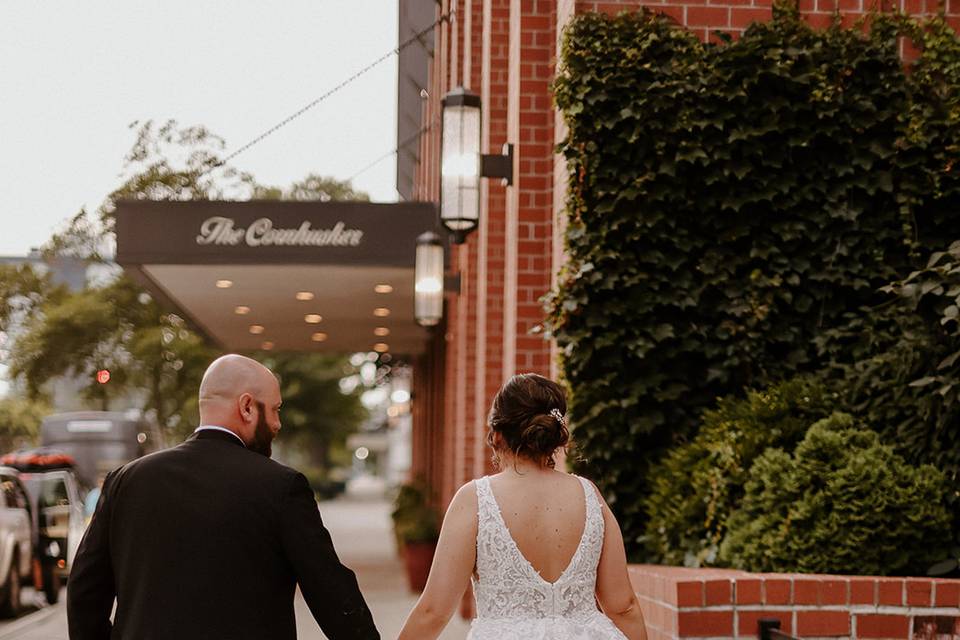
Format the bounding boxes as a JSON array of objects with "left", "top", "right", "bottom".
[{"left": 195, "top": 216, "right": 364, "bottom": 247}]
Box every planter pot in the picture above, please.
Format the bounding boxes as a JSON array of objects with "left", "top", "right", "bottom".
[{"left": 401, "top": 541, "right": 436, "bottom": 593}]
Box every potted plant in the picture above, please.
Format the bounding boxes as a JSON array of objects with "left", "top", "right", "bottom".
[{"left": 391, "top": 480, "right": 439, "bottom": 593}]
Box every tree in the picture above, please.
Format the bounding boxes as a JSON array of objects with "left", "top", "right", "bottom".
[
  {"left": 253, "top": 173, "right": 370, "bottom": 202},
  {"left": 262, "top": 354, "right": 367, "bottom": 473},
  {"left": 0, "top": 396, "right": 49, "bottom": 452},
  {"left": 4, "top": 119, "right": 370, "bottom": 449}
]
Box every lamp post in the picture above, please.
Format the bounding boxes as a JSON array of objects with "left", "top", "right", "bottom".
[
  {"left": 415, "top": 231, "right": 444, "bottom": 327},
  {"left": 440, "top": 87, "right": 512, "bottom": 244}
]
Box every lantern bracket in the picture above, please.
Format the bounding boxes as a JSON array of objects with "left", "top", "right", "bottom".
[
  {"left": 481, "top": 143, "right": 514, "bottom": 187},
  {"left": 444, "top": 273, "right": 461, "bottom": 295}
]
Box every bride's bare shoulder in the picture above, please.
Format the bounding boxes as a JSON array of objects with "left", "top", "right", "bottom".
[{"left": 446, "top": 479, "right": 480, "bottom": 513}]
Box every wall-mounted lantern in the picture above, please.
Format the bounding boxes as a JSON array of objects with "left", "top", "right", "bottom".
[
  {"left": 414, "top": 231, "right": 444, "bottom": 327},
  {"left": 440, "top": 87, "right": 513, "bottom": 244}
]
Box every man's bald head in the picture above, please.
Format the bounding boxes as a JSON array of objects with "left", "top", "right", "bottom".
[{"left": 198, "top": 355, "right": 282, "bottom": 454}]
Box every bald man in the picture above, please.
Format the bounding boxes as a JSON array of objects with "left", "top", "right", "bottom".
[{"left": 67, "top": 355, "right": 379, "bottom": 640}]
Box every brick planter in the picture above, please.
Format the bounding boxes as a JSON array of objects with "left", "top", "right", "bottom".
[{"left": 629, "top": 565, "right": 960, "bottom": 639}]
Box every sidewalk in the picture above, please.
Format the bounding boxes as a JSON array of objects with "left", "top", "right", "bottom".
[{"left": 296, "top": 484, "right": 471, "bottom": 640}]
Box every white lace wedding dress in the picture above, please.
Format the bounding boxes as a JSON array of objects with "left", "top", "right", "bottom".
[{"left": 468, "top": 475, "right": 628, "bottom": 640}]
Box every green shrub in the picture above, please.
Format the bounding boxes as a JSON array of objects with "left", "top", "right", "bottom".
[
  {"left": 719, "top": 413, "right": 951, "bottom": 575},
  {"left": 644, "top": 378, "right": 834, "bottom": 565},
  {"left": 548, "top": 6, "right": 960, "bottom": 557},
  {"left": 390, "top": 481, "right": 439, "bottom": 545}
]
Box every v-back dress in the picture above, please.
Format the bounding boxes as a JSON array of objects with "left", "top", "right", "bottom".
[{"left": 468, "top": 475, "right": 628, "bottom": 640}]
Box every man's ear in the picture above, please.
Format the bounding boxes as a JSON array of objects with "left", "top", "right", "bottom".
[{"left": 238, "top": 393, "right": 255, "bottom": 422}]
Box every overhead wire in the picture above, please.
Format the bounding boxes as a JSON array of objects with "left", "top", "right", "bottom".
[
  {"left": 204, "top": 10, "right": 451, "bottom": 175},
  {"left": 346, "top": 115, "right": 438, "bottom": 183}
]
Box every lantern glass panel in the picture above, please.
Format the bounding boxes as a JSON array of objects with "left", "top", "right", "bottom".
[
  {"left": 441, "top": 104, "right": 481, "bottom": 231},
  {"left": 415, "top": 239, "right": 444, "bottom": 326}
]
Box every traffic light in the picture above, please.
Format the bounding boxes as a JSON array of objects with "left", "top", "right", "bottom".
[{"left": 96, "top": 369, "right": 111, "bottom": 384}]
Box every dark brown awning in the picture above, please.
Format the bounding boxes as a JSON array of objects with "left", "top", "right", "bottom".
[{"left": 115, "top": 200, "right": 441, "bottom": 356}]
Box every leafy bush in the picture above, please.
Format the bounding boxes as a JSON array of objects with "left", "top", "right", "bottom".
[
  {"left": 644, "top": 378, "right": 834, "bottom": 565},
  {"left": 391, "top": 481, "right": 439, "bottom": 545},
  {"left": 719, "top": 413, "right": 951, "bottom": 575},
  {"left": 548, "top": 6, "right": 960, "bottom": 556}
]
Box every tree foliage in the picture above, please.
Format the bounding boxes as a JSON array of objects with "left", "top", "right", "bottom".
[
  {"left": 719, "top": 413, "right": 951, "bottom": 575},
  {"left": 548, "top": 7, "right": 960, "bottom": 557},
  {"left": 263, "top": 353, "right": 367, "bottom": 472},
  {"left": 4, "top": 119, "right": 370, "bottom": 450},
  {"left": 643, "top": 378, "right": 835, "bottom": 565},
  {"left": 0, "top": 396, "right": 49, "bottom": 452}
]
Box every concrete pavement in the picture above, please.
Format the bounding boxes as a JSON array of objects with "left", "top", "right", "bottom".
[{"left": 298, "top": 493, "right": 471, "bottom": 639}]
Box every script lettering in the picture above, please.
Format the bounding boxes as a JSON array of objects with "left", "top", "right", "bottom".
[{"left": 196, "top": 216, "right": 365, "bottom": 248}]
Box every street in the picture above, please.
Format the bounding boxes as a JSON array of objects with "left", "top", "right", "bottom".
[{"left": 0, "top": 494, "right": 470, "bottom": 640}]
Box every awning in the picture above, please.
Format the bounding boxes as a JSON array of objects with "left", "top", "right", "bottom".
[{"left": 115, "top": 200, "right": 441, "bottom": 356}]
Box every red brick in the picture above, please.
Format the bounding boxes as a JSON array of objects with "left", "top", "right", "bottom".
[
  {"left": 730, "top": 7, "right": 771, "bottom": 26},
  {"left": 849, "top": 578, "right": 876, "bottom": 605},
  {"left": 686, "top": 5, "right": 730, "bottom": 26},
  {"left": 794, "top": 579, "right": 818, "bottom": 605},
  {"left": 657, "top": 5, "right": 686, "bottom": 22},
  {"left": 704, "top": 579, "right": 732, "bottom": 606},
  {"left": 819, "top": 578, "right": 848, "bottom": 605},
  {"left": 764, "top": 578, "right": 792, "bottom": 605},
  {"left": 935, "top": 580, "right": 960, "bottom": 607},
  {"left": 677, "top": 610, "right": 734, "bottom": 637},
  {"left": 676, "top": 581, "right": 703, "bottom": 607},
  {"left": 817, "top": 0, "right": 838, "bottom": 10},
  {"left": 796, "top": 611, "right": 849, "bottom": 637},
  {"left": 738, "top": 610, "right": 793, "bottom": 636},
  {"left": 736, "top": 579, "right": 763, "bottom": 604},
  {"left": 877, "top": 578, "right": 904, "bottom": 606},
  {"left": 804, "top": 12, "right": 835, "bottom": 28},
  {"left": 906, "top": 579, "right": 933, "bottom": 606},
  {"left": 856, "top": 614, "right": 910, "bottom": 639}
]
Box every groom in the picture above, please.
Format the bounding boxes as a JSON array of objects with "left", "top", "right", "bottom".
[{"left": 67, "top": 354, "right": 380, "bottom": 640}]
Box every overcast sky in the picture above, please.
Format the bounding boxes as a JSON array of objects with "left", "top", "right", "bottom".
[{"left": 0, "top": 1, "right": 401, "bottom": 256}]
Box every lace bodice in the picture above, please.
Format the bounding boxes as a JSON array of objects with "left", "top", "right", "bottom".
[{"left": 471, "top": 475, "right": 605, "bottom": 621}]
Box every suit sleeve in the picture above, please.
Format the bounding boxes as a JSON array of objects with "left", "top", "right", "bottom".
[
  {"left": 281, "top": 472, "right": 380, "bottom": 640},
  {"left": 67, "top": 469, "right": 117, "bottom": 640}
]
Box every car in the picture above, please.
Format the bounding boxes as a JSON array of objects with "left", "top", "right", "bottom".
[
  {"left": 2, "top": 449, "right": 86, "bottom": 605},
  {"left": 0, "top": 467, "right": 34, "bottom": 617}
]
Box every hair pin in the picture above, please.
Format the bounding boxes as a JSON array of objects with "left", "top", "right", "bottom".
[{"left": 549, "top": 408, "right": 566, "bottom": 427}]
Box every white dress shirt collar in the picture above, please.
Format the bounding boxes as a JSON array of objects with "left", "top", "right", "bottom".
[{"left": 194, "top": 425, "right": 246, "bottom": 446}]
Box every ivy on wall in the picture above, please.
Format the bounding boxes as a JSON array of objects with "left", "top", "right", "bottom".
[{"left": 548, "top": 5, "right": 960, "bottom": 557}]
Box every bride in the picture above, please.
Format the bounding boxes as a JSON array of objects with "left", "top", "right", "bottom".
[{"left": 398, "top": 373, "right": 648, "bottom": 640}]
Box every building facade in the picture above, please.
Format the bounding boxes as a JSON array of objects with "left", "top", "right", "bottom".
[{"left": 400, "top": 0, "right": 960, "bottom": 508}]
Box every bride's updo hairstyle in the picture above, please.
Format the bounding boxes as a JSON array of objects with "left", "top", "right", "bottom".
[{"left": 487, "top": 373, "right": 569, "bottom": 468}]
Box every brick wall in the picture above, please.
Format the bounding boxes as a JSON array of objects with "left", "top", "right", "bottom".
[
  {"left": 630, "top": 565, "right": 960, "bottom": 639},
  {"left": 408, "top": 0, "right": 960, "bottom": 508}
]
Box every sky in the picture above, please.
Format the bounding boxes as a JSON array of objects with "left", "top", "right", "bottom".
[{"left": 0, "top": 1, "right": 401, "bottom": 256}]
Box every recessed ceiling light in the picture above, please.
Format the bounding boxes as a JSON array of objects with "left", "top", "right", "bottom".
[
  {"left": 374, "top": 284, "right": 393, "bottom": 294},
  {"left": 296, "top": 291, "right": 315, "bottom": 301},
  {"left": 374, "top": 327, "right": 390, "bottom": 337},
  {"left": 249, "top": 324, "right": 265, "bottom": 335},
  {"left": 234, "top": 306, "right": 251, "bottom": 315},
  {"left": 373, "top": 342, "right": 389, "bottom": 353},
  {"left": 304, "top": 314, "right": 322, "bottom": 324},
  {"left": 311, "top": 332, "right": 328, "bottom": 342},
  {"left": 216, "top": 279, "right": 233, "bottom": 289},
  {"left": 373, "top": 308, "right": 391, "bottom": 317},
  {"left": 261, "top": 341, "right": 275, "bottom": 351}
]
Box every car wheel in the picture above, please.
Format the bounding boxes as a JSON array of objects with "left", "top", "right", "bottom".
[
  {"left": 42, "top": 561, "right": 59, "bottom": 605},
  {"left": 0, "top": 553, "right": 21, "bottom": 618}
]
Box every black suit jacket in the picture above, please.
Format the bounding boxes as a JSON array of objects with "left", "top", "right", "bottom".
[{"left": 67, "top": 429, "right": 380, "bottom": 640}]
